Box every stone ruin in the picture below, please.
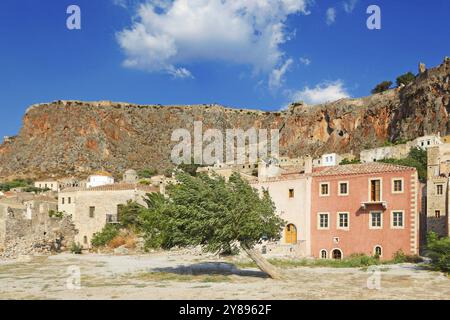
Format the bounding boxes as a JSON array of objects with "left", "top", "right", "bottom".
[{"left": 0, "top": 197, "right": 78, "bottom": 259}]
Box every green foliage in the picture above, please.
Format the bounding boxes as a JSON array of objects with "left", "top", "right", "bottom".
[
  {"left": 70, "top": 242, "right": 83, "bottom": 254},
  {"left": 392, "top": 250, "right": 423, "bottom": 264},
  {"left": 425, "top": 232, "right": 450, "bottom": 273},
  {"left": 0, "top": 179, "right": 33, "bottom": 192},
  {"left": 380, "top": 147, "right": 427, "bottom": 181},
  {"left": 138, "top": 168, "right": 158, "bottom": 179},
  {"left": 139, "top": 172, "right": 285, "bottom": 254},
  {"left": 371, "top": 81, "right": 393, "bottom": 94},
  {"left": 48, "top": 210, "right": 64, "bottom": 219},
  {"left": 119, "top": 201, "right": 145, "bottom": 230},
  {"left": 23, "top": 186, "right": 50, "bottom": 193},
  {"left": 91, "top": 224, "right": 120, "bottom": 248},
  {"left": 396, "top": 72, "right": 416, "bottom": 87},
  {"left": 340, "top": 158, "right": 361, "bottom": 165},
  {"left": 236, "top": 253, "right": 422, "bottom": 269},
  {"left": 177, "top": 162, "right": 201, "bottom": 176}
]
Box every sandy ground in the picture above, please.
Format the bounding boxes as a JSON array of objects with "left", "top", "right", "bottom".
[{"left": 0, "top": 251, "right": 449, "bottom": 300}]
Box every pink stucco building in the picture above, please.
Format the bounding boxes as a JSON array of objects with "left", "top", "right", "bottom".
[{"left": 310, "top": 163, "right": 421, "bottom": 260}]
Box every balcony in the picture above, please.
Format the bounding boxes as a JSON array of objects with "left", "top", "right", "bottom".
[
  {"left": 361, "top": 201, "right": 387, "bottom": 210},
  {"left": 106, "top": 214, "right": 119, "bottom": 224}
]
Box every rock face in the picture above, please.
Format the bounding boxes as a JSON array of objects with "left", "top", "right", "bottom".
[{"left": 0, "top": 58, "right": 449, "bottom": 180}]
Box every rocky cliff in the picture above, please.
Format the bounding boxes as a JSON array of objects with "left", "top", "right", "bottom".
[{"left": 0, "top": 58, "right": 449, "bottom": 180}]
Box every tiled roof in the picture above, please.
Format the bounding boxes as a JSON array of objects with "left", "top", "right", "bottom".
[
  {"left": 61, "top": 183, "right": 159, "bottom": 193},
  {"left": 312, "top": 162, "right": 415, "bottom": 177}
]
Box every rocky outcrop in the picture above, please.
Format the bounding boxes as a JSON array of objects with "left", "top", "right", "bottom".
[{"left": 0, "top": 58, "right": 449, "bottom": 180}]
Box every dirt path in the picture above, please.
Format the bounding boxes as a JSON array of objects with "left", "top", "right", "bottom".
[{"left": 0, "top": 252, "right": 449, "bottom": 300}]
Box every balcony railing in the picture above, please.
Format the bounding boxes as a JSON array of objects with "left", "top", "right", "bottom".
[{"left": 106, "top": 214, "right": 119, "bottom": 224}]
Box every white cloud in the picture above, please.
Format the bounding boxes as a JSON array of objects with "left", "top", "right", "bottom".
[
  {"left": 269, "top": 58, "right": 293, "bottom": 90},
  {"left": 343, "top": 0, "right": 358, "bottom": 13},
  {"left": 116, "top": 0, "right": 311, "bottom": 80},
  {"left": 326, "top": 7, "right": 336, "bottom": 25},
  {"left": 299, "top": 57, "right": 311, "bottom": 66},
  {"left": 112, "top": 0, "right": 129, "bottom": 8},
  {"left": 290, "top": 80, "right": 350, "bottom": 105}
]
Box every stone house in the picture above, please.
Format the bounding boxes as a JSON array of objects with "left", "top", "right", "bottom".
[
  {"left": 426, "top": 144, "right": 450, "bottom": 237},
  {"left": 58, "top": 183, "right": 159, "bottom": 248}
]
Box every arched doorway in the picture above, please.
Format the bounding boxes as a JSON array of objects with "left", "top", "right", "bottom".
[
  {"left": 285, "top": 224, "right": 297, "bottom": 244},
  {"left": 332, "top": 249, "right": 343, "bottom": 260}
]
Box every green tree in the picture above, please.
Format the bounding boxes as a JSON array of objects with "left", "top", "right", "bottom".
[
  {"left": 139, "top": 172, "right": 286, "bottom": 279},
  {"left": 425, "top": 232, "right": 450, "bottom": 273},
  {"left": 138, "top": 168, "right": 158, "bottom": 179},
  {"left": 396, "top": 72, "right": 416, "bottom": 87},
  {"left": 371, "top": 81, "right": 393, "bottom": 94},
  {"left": 380, "top": 147, "right": 427, "bottom": 181},
  {"left": 340, "top": 158, "right": 361, "bottom": 165}
]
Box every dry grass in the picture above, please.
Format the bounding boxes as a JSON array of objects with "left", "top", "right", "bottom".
[{"left": 108, "top": 236, "right": 127, "bottom": 249}]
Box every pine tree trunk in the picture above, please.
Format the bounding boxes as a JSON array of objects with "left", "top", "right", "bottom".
[{"left": 241, "top": 244, "right": 286, "bottom": 280}]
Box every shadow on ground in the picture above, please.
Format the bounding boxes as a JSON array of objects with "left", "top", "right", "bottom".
[{"left": 152, "top": 262, "right": 268, "bottom": 278}]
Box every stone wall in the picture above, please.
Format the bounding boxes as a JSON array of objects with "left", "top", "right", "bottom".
[{"left": 0, "top": 199, "right": 77, "bottom": 259}]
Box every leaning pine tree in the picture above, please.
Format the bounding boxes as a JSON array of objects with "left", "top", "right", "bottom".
[{"left": 139, "top": 171, "right": 286, "bottom": 280}]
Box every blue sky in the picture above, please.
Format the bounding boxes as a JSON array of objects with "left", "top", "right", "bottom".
[{"left": 0, "top": 0, "right": 449, "bottom": 138}]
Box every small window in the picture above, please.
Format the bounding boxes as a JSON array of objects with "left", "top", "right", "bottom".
[
  {"left": 83, "top": 236, "right": 88, "bottom": 244},
  {"left": 437, "top": 185, "right": 444, "bottom": 195},
  {"left": 392, "top": 211, "right": 404, "bottom": 228},
  {"left": 339, "top": 182, "right": 348, "bottom": 195},
  {"left": 318, "top": 213, "right": 329, "bottom": 229},
  {"left": 435, "top": 210, "right": 441, "bottom": 218},
  {"left": 61, "top": 197, "right": 65, "bottom": 205},
  {"left": 320, "top": 183, "right": 330, "bottom": 196},
  {"left": 320, "top": 250, "right": 328, "bottom": 259},
  {"left": 289, "top": 189, "right": 294, "bottom": 198},
  {"left": 68, "top": 197, "right": 71, "bottom": 204},
  {"left": 89, "top": 206, "right": 95, "bottom": 218},
  {"left": 393, "top": 179, "right": 403, "bottom": 193},
  {"left": 338, "top": 213, "right": 349, "bottom": 229},
  {"left": 374, "top": 246, "right": 382, "bottom": 257},
  {"left": 370, "top": 212, "right": 382, "bottom": 229}
]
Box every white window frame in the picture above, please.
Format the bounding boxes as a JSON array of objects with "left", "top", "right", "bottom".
[
  {"left": 320, "top": 249, "right": 328, "bottom": 259},
  {"left": 338, "top": 181, "right": 349, "bottom": 196},
  {"left": 320, "top": 182, "right": 330, "bottom": 197},
  {"left": 391, "top": 177, "right": 404, "bottom": 194},
  {"left": 391, "top": 210, "right": 405, "bottom": 229},
  {"left": 337, "top": 212, "right": 350, "bottom": 230},
  {"left": 368, "top": 178, "right": 383, "bottom": 202},
  {"left": 369, "top": 211, "right": 383, "bottom": 230},
  {"left": 317, "top": 212, "right": 330, "bottom": 230},
  {"left": 373, "top": 245, "right": 383, "bottom": 258}
]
